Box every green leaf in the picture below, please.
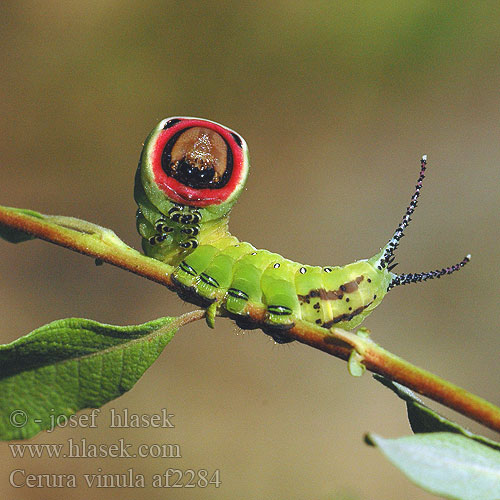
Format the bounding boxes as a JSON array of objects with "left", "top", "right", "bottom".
[
  {"left": 0, "top": 208, "right": 43, "bottom": 243},
  {"left": 366, "top": 432, "right": 500, "bottom": 500},
  {"left": 374, "top": 374, "right": 500, "bottom": 451},
  {"left": 0, "top": 316, "right": 178, "bottom": 440}
]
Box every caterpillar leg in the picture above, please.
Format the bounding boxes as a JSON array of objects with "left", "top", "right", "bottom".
[
  {"left": 205, "top": 302, "right": 217, "bottom": 329},
  {"left": 148, "top": 214, "right": 200, "bottom": 249},
  {"left": 168, "top": 204, "right": 201, "bottom": 225},
  {"left": 148, "top": 217, "right": 174, "bottom": 245}
]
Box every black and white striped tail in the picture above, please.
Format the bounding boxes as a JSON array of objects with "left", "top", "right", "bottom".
[
  {"left": 377, "top": 155, "right": 470, "bottom": 290},
  {"left": 387, "top": 254, "right": 471, "bottom": 290}
]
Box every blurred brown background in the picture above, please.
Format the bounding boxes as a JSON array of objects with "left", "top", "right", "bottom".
[{"left": 1, "top": 1, "right": 499, "bottom": 499}]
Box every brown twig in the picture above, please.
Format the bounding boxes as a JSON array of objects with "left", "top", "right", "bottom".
[{"left": 1, "top": 205, "right": 499, "bottom": 434}]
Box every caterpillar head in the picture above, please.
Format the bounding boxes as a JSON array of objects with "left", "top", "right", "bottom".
[
  {"left": 137, "top": 117, "right": 249, "bottom": 218},
  {"left": 135, "top": 117, "right": 249, "bottom": 261}
]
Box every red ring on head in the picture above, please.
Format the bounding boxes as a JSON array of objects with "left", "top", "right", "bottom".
[{"left": 150, "top": 118, "right": 246, "bottom": 207}]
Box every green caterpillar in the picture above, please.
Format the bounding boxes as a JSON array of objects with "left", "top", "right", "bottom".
[{"left": 135, "top": 117, "right": 470, "bottom": 342}]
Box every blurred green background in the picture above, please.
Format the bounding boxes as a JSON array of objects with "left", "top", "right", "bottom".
[{"left": 1, "top": 1, "right": 499, "bottom": 499}]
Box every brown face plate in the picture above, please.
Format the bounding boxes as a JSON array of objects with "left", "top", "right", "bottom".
[
  {"left": 152, "top": 117, "right": 247, "bottom": 206},
  {"left": 163, "top": 127, "right": 231, "bottom": 189}
]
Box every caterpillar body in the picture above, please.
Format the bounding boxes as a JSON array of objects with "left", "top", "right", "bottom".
[{"left": 135, "top": 117, "right": 470, "bottom": 342}]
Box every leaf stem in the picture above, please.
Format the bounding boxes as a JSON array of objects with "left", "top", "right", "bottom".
[{"left": 1, "top": 205, "right": 499, "bottom": 433}]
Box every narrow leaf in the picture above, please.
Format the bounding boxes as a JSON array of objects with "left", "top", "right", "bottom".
[
  {"left": 374, "top": 374, "right": 500, "bottom": 451},
  {"left": 0, "top": 317, "right": 178, "bottom": 440},
  {"left": 366, "top": 432, "right": 500, "bottom": 500}
]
